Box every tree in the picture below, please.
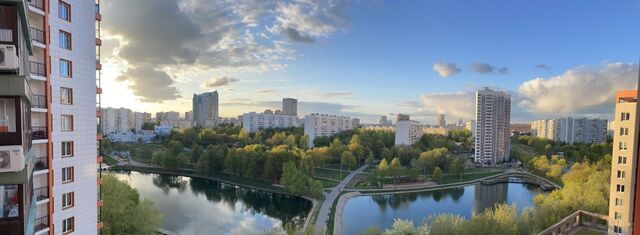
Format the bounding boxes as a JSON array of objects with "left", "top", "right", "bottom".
[
  {"left": 100, "top": 139, "right": 113, "bottom": 154},
  {"left": 167, "top": 140, "right": 184, "bottom": 155},
  {"left": 313, "top": 136, "right": 331, "bottom": 147},
  {"left": 432, "top": 167, "right": 443, "bottom": 183},
  {"left": 378, "top": 159, "right": 389, "bottom": 172},
  {"left": 102, "top": 175, "right": 160, "bottom": 235},
  {"left": 299, "top": 154, "right": 316, "bottom": 176},
  {"left": 348, "top": 134, "right": 365, "bottom": 163},
  {"left": 341, "top": 151, "right": 357, "bottom": 170},
  {"left": 390, "top": 157, "right": 401, "bottom": 169},
  {"left": 299, "top": 135, "right": 309, "bottom": 150},
  {"left": 285, "top": 135, "right": 297, "bottom": 148},
  {"left": 190, "top": 144, "right": 204, "bottom": 163},
  {"left": 281, "top": 161, "right": 306, "bottom": 195},
  {"left": 449, "top": 158, "right": 464, "bottom": 177}
]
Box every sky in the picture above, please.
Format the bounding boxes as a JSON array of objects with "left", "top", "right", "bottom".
[{"left": 99, "top": 0, "right": 640, "bottom": 124}]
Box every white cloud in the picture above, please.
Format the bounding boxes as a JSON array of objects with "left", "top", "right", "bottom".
[
  {"left": 200, "top": 77, "right": 240, "bottom": 89},
  {"left": 433, "top": 62, "right": 461, "bottom": 77},
  {"left": 518, "top": 63, "right": 638, "bottom": 115},
  {"left": 470, "top": 62, "right": 508, "bottom": 75}
]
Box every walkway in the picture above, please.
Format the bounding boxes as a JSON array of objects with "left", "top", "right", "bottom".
[{"left": 313, "top": 164, "right": 368, "bottom": 234}]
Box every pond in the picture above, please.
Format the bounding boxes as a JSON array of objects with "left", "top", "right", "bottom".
[
  {"left": 342, "top": 182, "right": 545, "bottom": 234},
  {"left": 112, "top": 171, "right": 312, "bottom": 235}
]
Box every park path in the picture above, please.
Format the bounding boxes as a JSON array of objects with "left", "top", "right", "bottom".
[{"left": 313, "top": 164, "right": 368, "bottom": 234}]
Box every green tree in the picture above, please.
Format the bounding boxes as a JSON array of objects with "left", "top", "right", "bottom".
[
  {"left": 348, "top": 134, "right": 365, "bottom": 163},
  {"left": 281, "top": 161, "right": 306, "bottom": 195},
  {"left": 341, "top": 151, "right": 357, "bottom": 170},
  {"left": 102, "top": 175, "right": 160, "bottom": 235},
  {"left": 167, "top": 140, "right": 184, "bottom": 155},
  {"left": 449, "top": 158, "right": 464, "bottom": 177},
  {"left": 313, "top": 136, "right": 331, "bottom": 147},
  {"left": 432, "top": 167, "right": 443, "bottom": 183},
  {"left": 299, "top": 135, "right": 309, "bottom": 150},
  {"left": 190, "top": 144, "right": 204, "bottom": 163}
]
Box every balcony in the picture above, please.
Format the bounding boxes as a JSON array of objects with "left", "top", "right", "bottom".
[
  {"left": 538, "top": 210, "right": 607, "bottom": 235},
  {"left": 95, "top": 3, "right": 102, "bottom": 21},
  {"left": 34, "top": 156, "right": 48, "bottom": 171},
  {"left": 28, "top": 0, "right": 44, "bottom": 11},
  {"left": 33, "top": 186, "right": 48, "bottom": 202},
  {"left": 32, "top": 126, "right": 47, "bottom": 140},
  {"left": 34, "top": 215, "right": 49, "bottom": 233},
  {"left": 31, "top": 94, "right": 46, "bottom": 109},
  {"left": 29, "top": 27, "right": 44, "bottom": 45},
  {"left": 29, "top": 61, "right": 46, "bottom": 77}
]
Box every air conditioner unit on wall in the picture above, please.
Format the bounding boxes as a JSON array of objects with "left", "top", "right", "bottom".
[
  {"left": 0, "top": 145, "right": 25, "bottom": 173},
  {"left": 0, "top": 44, "right": 19, "bottom": 73}
]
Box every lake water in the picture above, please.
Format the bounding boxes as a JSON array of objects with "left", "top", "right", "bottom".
[
  {"left": 112, "top": 171, "right": 312, "bottom": 235},
  {"left": 342, "top": 182, "right": 545, "bottom": 234}
]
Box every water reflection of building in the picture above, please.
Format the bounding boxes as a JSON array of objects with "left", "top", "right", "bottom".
[{"left": 473, "top": 183, "right": 508, "bottom": 216}]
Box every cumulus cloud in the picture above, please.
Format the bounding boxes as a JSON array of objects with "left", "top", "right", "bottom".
[
  {"left": 518, "top": 63, "right": 638, "bottom": 115},
  {"left": 420, "top": 91, "right": 476, "bottom": 121},
  {"left": 433, "top": 62, "right": 461, "bottom": 77},
  {"left": 103, "top": 0, "right": 349, "bottom": 102},
  {"left": 255, "top": 89, "right": 276, "bottom": 93},
  {"left": 200, "top": 77, "right": 239, "bottom": 89},
  {"left": 470, "top": 62, "right": 508, "bottom": 75}
]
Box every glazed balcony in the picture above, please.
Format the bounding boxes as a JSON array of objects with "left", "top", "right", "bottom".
[
  {"left": 34, "top": 156, "right": 47, "bottom": 171},
  {"left": 31, "top": 94, "right": 46, "bottom": 109},
  {"left": 29, "top": 61, "right": 46, "bottom": 78},
  {"left": 29, "top": 27, "right": 44, "bottom": 45},
  {"left": 31, "top": 126, "right": 47, "bottom": 140},
  {"left": 28, "top": 0, "right": 44, "bottom": 11}
]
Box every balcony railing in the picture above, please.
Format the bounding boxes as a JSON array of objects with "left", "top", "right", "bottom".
[
  {"left": 29, "top": 27, "right": 44, "bottom": 44},
  {"left": 29, "top": 0, "right": 44, "bottom": 11},
  {"left": 34, "top": 186, "right": 48, "bottom": 202},
  {"left": 538, "top": 210, "right": 608, "bottom": 235},
  {"left": 32, "top": 95, "right": 46, "bottom": 109},
  {"left": 29, "top": 61, "right": 46, "bottom": 77},
  {"left": 34, "top": 215, "right": 49, "bottom": 233},
  {"left": 34, "top": 156, "right": 48, "bottom": 171},
  {"left": 32, "top": 126, "right": 47, "bottom": 140}
]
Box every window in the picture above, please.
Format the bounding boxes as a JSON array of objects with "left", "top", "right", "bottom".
[
  {"left": 62, "top": 167, "right": 74, "bottom": 183},
  {"left": 60, "top": 87, "right": 72, "bottom": 104},
  {"left": 0, "top": 185, "right": 19, "bottom": 218},
  {"left": 619, "top": 142, "right": 628, "bottom": 150},
  {"left": 61, "top": 115, "right": 73, "bottom": 131},
  {"left": 0, "top": 98, "right": 17, "bottom": 133},
  {"left": 619, "top": 156, "right": 627, "bottom": 164},
  {"left": 617, "top": 184, "right": 625, "bottom": 193},
  {"left": 62, "top": 217, "right": 74, "bottom": 233},
  {"left": 61, "top": 141, "right": 73, "bottom": 157},
  {"left": 621, "top": 112, "right": 630, "bottom": 121},
  {"left": 615, "top": 212, "right": 622, "bottom": 220},
  {"left": 60, "top": 59, "right": 72, "bottom": 77},
  {"left": 59, "top": 1, "right": 71, "bottom": 21},
  {"left": 59, "top": 31, "right": 71, "bottom": 50},
  {"left": 62, "top": 192, "right": 74, "bottom": 209},
  {"left": 618, "top": 170, "right": 626, "bottom": 179},
  {"left": 614, "top": 225, "right": 622, "bottom": 234},
  {"left": 616, "top": 198, "right": 623, "bottom": 206},
  {"left": 620, "top": 127, "right": 629, "bottom": 136}
]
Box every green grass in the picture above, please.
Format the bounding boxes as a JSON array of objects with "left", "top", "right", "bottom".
[
  {"left": 103, "top": 154, "right": 118, "bottom": 166},
  {"left": 440, "top": 171, "right": 504, "bottom": 184},
  {"left": 320, "top": 163, "right": 358, "bottom": 171},
  {"left": 122, "top": 143, "right": 163, "bottom": 163},
  {"left": 319, "top": 179, "right": 340, "bottom": 188},
  {"left": 314, "top": 168, "right": 349, "bottom": 181}
]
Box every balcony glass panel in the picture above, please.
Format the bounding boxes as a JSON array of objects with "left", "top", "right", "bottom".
[
  {"left": 31, "top": 126, "right": 46, "bottom": 140},
  {"left": 0, "top": 98, "right": 17, "bottom": 133},
  {"left": 0, "top": 185, "right": 19, "bottom": 218},
  {"left": 29, "top": 61, "right": 45, "bottom": 77}
]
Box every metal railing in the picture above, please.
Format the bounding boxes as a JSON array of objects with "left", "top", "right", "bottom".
[
  {"left": 34, "top": 156, "right": 48, "bottom": 171},
  {"left": 28, "top": 0, "right": 44, "bottom": 11},
  {"left": 32, "top": 95, "right": 47, "bottom": 109},
  {"left": 32, "top": 126, "right": 47, "bottom": 140},
  {"left": 29, "top": 27, "right": 44, "bottom": 44},
  {"left": 34, "top": 186, "right": 49, "bottom": 202},
  {"left": 29, "top": 61, "right": 46, "bottom": 77},
  {"left": 34, "top": 215, "right": 49, "bottom": 232},
  {"left": 537, "top": 210, "right": 608, "bottom": 235}
]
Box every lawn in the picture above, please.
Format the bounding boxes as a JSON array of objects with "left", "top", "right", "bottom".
[
  {"left": 117, "top": 143, "right": 163, "bottom": 163},
  {"left": 320, "top": 163, "right": 359, "bottom": 171},
  {"left": 440, "top": 171, "right": 504, "bottom": 184},
  {"left": 318, "top": 179, "right": 340, "bottom": 188},
  {"left": 314, "top": 168, "right": 349, "bottom": 181},
  {"left": 102, "top": 154, "right": 118, "bottom": 166}
]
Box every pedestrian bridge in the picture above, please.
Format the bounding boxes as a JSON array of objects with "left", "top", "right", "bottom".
[{"left": 480, "top": 171, "right": 562, "bottom": 191}]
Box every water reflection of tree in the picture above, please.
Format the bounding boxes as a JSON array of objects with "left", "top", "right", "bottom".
[
  {"left": 186, "top": 177, "right": 312, "bottom": 227},
  {"left": 370, "top": 187, "right": 467, "bottom": 209},
  {"left": 152, "top": 174, "right": 187, "bottom": 194}
]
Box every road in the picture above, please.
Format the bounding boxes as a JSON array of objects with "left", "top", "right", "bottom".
[{"left": 313, "top": 164, "right": 368, "bottom": 234}]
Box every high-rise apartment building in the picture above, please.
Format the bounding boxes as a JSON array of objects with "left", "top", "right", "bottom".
[
  {"left": 395, "top": 114, "right": 423, "bottom": 146},
  {"left": 282, "top": 98, "right": 297, "bottom": 116},
  {"left": 185, "top": 111, "right": 193, "bottom": 121},
  {"left": 378, "top": 116, "right": 391, "bottom": 126},
  {"left": 475, "top": 88, "right": 511, "bottom": 164},
  {"left": 351, "top": 118, "right": 360, "bottom": 128},
  {"left": 102, "top": 107, "right": 131, "bottom": 134},
  {"left": 0, "top": 0, "right": 101, "bottom": 234},
  {"left": 437, "top": 114, "right": 446, "bottom": 128},
  {"left": 531, "top": 117, "right": 608, "bottom": 144},
  {"left": 608, "top": 90, "right": 640, "bottom": 235},
  {"left": 241, "top": 111, "right": 300, "bottom": 133},
  {"left": 304, "top": 113, "right": 353, "bottom": 147},
  {"left": 133, "top": 112, "right": 144, "bottom": 132},
  {"left": 193, "top": 91, "right": 219, "bottom": 127}
]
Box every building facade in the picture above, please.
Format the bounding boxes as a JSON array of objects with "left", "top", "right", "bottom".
[
  {"left": 102, "top": 107, "right": 131, "bottom": 134},
  {"left": 351, "top": 118, "right": 360, "bottom": 128},
  {"left": 395, "top": 114, "right": 423, "bottom": 146},
  {"left": 282, "top": 98, "right": 297, "bottom": 116},
  {"left": 193, "top": 91, "right": 219, "bottom": 127},
  {"left": 304, "top": 113, "right": 352, "bottom": 147},
  {"left": 378, "top": 115, "right": 392, "bottom": 126},
  {"left": 474, "top": 88, "right": 511, "bottom": 164},
  {"left": 531, "top": 117, "right": 608, "bottom": 144},
  {"left": 608, "top": 90, "right": 640, "bottom": 235},
  {"left": 241, "top": 112, "right": 300, "bottom": 133},
  {"left": 437, "top": 114, "right": 446, "bottom": 127}
]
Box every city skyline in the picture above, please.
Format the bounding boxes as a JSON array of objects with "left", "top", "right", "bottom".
[{"left": 99, "top": 1, "right": 640, "bottom": 124}]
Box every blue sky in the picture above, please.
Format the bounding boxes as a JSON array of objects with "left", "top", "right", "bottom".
[{"left": 100, "top": 0, "right": 640, "bottom": 124}]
